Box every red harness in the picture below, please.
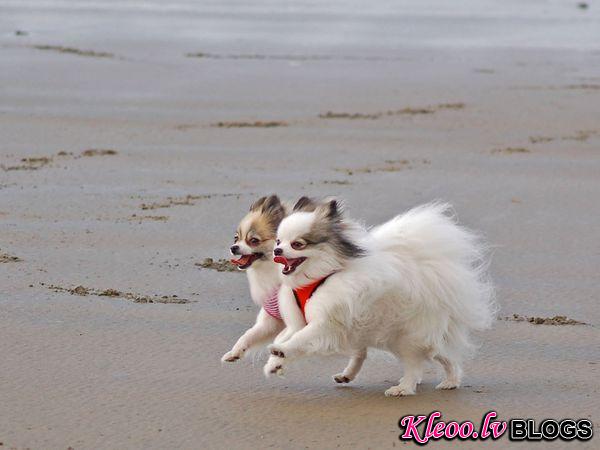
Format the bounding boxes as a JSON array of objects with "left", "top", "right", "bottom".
[{"left": 292, "top": 274, "right": 333, "bottom": 320}]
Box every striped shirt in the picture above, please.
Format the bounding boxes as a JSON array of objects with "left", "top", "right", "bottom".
[{"left": 263, "top": 289, "right": 281, "bottom": 320}]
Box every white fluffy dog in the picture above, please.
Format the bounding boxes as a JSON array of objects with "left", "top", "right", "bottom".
[
  {"left": 264, "top": 198, "right": 495, "bottom": 396},
  {"left": 221, "top": 195, "right": 369, "bottom": 380},
  {"left": 221, "top": 195, "right": 287, "bottom": 362}
]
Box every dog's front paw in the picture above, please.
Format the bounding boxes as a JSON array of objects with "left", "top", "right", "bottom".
[
  {"left": 221, "top": 348, "right": 244, "bottom": 363},
  {"left": 263, "top": 356, "right": 285, "bottom": 378},
  {"left": 333, "top": 373, "right": 352, "bottom": 384},
  {"left": 384, "top": 384, "right": 416, "bottom": 397},
  {"left": 268, "top": 344, "right": 286, "bottom": 358}
]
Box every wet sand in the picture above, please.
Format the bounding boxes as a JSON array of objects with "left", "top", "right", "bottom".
[{"left": 1, "top": 1, "right": 599, "bottom": 448}]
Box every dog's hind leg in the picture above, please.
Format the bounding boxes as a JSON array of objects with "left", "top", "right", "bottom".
[
  {"left": 333, "top": 348, "right": 367, "bottom": 383},
  {"left": 434, "top": 354, "right": 462, "bottom": 390},
  {"left": 384, "top": 347, "right": 427, "bottom": 397}
]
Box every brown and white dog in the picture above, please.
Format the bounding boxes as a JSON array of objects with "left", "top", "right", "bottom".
[
  {"left": 221, "top": 195, "right": 287, "bottom": 362},
  {"left": 222, "top": 195, "right": 367, "bottom": 384}
]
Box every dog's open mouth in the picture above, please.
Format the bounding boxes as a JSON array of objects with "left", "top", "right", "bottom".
[
  {"left": 230, "top": 253, "right": 263, "bottom": 270},
  {"left": 273, "top": 256, "right": 306, "bottom": 275}
]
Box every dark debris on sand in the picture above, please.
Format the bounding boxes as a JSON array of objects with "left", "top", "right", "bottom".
[
  {"left": 185, "top": 51, "right": 406, "bottom": 62},
  {"left": 1, "top": 149, "right": 117, "bottom": 172},
  {"left": 529, "top": 136, "right": 555, "bottom": 144},
  {"left": 46, "top": 284, "right": 191, "bottom": 304},
  {"left": 322, "top": 180, "right": 352, "bottom": 185},
  {"left": 31, "top": 45, "right": 114, "bottom": 58},
  {"left": 139, "top": 193, "right": 242, "bottom": 210},
  {"left": 0, "top": 252, "right": 22, "bottom": 263},
  {"left": 128, "top": 214, "right": 169, "bottom": 223},
  {"left": 318, "top": 103, "right": 465, "bottom": 120},
  {"left": 491, "top": 147, "right": 530, "bottom": 155},
  {"left": 501, "top": 313, "right": 587, "bottom": 326},
  {"left": 141, "top": 194, "right": 208, "bottom": 210},
  {"left": 335, "top": 158, "right": 430, "bottom": 176},
  {"left": 1, "top": 156, "right": 52, "bottom": 171},
  {"left": 212, "top": 121, "right": 288, "bottom": 128},
  {"left": 196, "top": 258, "right": 239, "bottom": 272},
  {"left": 529, "top": 129, "right": 599, "bottom": 144},
  {"left": 81, "top": 149, "right": 118, "bottom": 157}
]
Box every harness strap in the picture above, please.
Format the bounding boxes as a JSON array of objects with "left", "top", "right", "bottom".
[{"left": 292, "top": 274, "right": 334, "bottom": 320}]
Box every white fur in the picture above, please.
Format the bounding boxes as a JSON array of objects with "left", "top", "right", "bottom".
[
  {"left": 222, "top": 201, "right": 367, "bottom": 380},
  {"left": 264, "top": 202, "right": 496, "bottom": 396}
]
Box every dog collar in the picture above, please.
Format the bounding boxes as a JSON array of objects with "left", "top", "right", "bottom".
[{"left": 292, "top": 273, "right": 334, "bottom": 321}]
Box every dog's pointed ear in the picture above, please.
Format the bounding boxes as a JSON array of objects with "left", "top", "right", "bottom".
[
  {"left": 261, "top": 195, "right": 282, "bottom": 214},
  {"left": 293, "top": 196, "right": 316, "bottom": 212},
  {"left": 260, "top": 195, "right": 285, "bottom": 230},
  {"left": 327, "top": 199, "right": 340, "bottom": 219},
  {"left": 317, "top": 198, "right": 343, "bottom": 221},
  {"left": 250, "top": 196, "right": 268, "bottom": 212}
]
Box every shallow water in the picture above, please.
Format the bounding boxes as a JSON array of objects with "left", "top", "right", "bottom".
[{"left": 2, "top": 0, "right": 600, "bottom": 53}]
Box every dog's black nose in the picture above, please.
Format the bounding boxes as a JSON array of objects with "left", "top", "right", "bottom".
[
  {"left": 273, "top": 247, "right": 283, "bottom": 256},
  {"left": 230, "top": 245, "right": 239, "bottom": 254}
]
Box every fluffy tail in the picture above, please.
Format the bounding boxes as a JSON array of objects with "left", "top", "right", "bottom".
[{"left": 370, "top": 202, "right": 496, "bottom": 344}]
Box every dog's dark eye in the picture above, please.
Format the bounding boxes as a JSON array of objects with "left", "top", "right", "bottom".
[
  {"left": 233, "top": 235, "right": 239, "bottom": 243},
  {"left": 276, "top": 239, "right": 281, "bottom": 245},
  {"left": 249, "top": 237, "right": 260, "bottom": 246},
  {"left": 291, "top": 241, "right": 305, "bottom": 250}
]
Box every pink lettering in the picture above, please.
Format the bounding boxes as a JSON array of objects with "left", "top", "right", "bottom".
[
  {"left": 490, "top": 420, "right": 507, "bottom": 438},
  {"left": 445, "top": 421, "right": 459, "bottom": 438},
  {"left": 399, "top": 410, "right": 506, "bottom": 444},
  {"left": 432, "top": 420, "right": 445, "bottom": 439},
  {"left": 423, "top": 411, "right": 443, "bottom": 441},
  {"left": 459, "top": 421, "right": 474, "bottom": 438},
  {"left": 480, "top": 411, "right": 495, "bottom": 438},
  {"left": 400, "top": 415, "right": 428, "bottom": 444}
]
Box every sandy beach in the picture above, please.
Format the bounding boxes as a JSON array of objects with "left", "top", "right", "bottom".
[{"left": 1, "top": 1, "right": 600, "bottom": 448}]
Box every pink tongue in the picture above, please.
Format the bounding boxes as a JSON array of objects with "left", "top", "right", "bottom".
[
  {"left": 273, "top": 256, "right": 288, "bottom": 266},
  {"left": 231, "top": 254, "right": 252, "bottom": 266}
]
